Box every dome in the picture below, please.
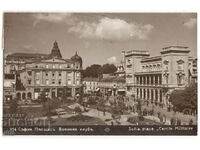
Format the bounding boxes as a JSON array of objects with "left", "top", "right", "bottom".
[{"left": 71, "top": 51, "right": 82, "bottom": 62}]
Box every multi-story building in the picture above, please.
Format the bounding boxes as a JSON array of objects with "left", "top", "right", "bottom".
[
  {"left": 4, "top": 41, "right": 83, "bottom": 101},
  {"left": 3, "top": 73, "right": 16, "bottom": 103},
  {"left": 124, "top": 46, "right": 197, "bottom": 106},
  {"left": 98, "top": 74, "right": 126, "bottom": 96},
  {"left": 83, "top": 77, "right": 99, "bottom": 94},
  {"left": 4, "top": 53, "right": 49, "bottom": 74}
]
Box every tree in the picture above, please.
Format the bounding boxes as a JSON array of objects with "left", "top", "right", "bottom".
[
  {"left": 83, "top": 64, "right": 102, "bottom": 78},
  {"left": 102, "top": 64, "right": 117, "bottom": 74},
  {"left": 9, "top": 98, "right": 18, "bottom": 114},
  {"left": 82, "top": 63, "right": 117, "bottom": 78},
  {"left": 169, "top": 83, "right": 197, "bottom": 113}
]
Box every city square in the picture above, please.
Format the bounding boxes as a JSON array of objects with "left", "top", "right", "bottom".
[{"left": 3, "top": 13, "right": 197, "bottom": 130}]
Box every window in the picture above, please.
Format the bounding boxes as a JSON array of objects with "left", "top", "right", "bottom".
[
  {"left": 46, "top": 79, "right": 49, "bottom": 85},
  {"left": 178, "top": 64, "right": 183, "bottom": 70},
  {"left": 52, "top": 72, "right": 55, "bottom": 77},
  {"left": 52, "top": 79, "right": 55, "bottom": 84},
  {"left": 76, "top": 72, "right": 80, "bottom": 77},
  {"left": 35, "top": 72, "right": 40, "bottom": 79},
  {"left": 28, "top": 79, "right": 31, "bottom": 85},
  {"left": 67, "top": 64, "right": 70, "bottom": 68},
  {"left": 35, "top": 65, "right": 38, "bottom": 68},
  {"left": 58, "top": 79, "right": 61, "bottom": 85},
  {"left": 59, "top": 72, "right": 62, "bottom": 77},
  {"left": 36, "top": 79, "right": 40, "bottom": 85},
  {"left": 165, "top": 65, "right": 168, "bottom": 71},
  {"left": 46, "top": 72, "right": 48, "bottom": 76},
  {"left": 76, "top": 80, "right": 80, "bottom": 85},
  {"left": 27, "top": 71, "right": 32, "bottom": 76},
  {"left": 67, "top": 72, "right": 72, "bottom": 77},
  {"left": 177, "top": 75, "right": 182, "bottom": 85},
  {"left": 68, "top": 79, "right": 71, "bottom": 85}
]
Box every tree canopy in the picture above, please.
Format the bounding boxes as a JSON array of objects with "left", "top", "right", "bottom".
[
  {"left": 83, "top": 63, "right": 117, "bottom": 78},
  {"left": 169, "top": 83, "right": 197, "bottom": 113}
]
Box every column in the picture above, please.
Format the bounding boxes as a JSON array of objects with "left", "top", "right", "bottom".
[
  {"left": 145, "top": 75, "right": 148, "bottom": 85},
  {"left": 153, "top": 75, "right": 155, "bottom": 85},
  {"left": 158, "top": 89, "right": 160, "bottom": 103},
  {"left": 138, "top": 76, "right": 140, "bottom": 85},
  {"left": 149, "top": 88, "right": 151, "bottom": 101},
  {"left": 149, "top": 75, "right": 151, "bottom": 84},
  {"left": 141, "top": 88, "right": 144, "bottom": 99},
  {"left": 145, "top": 88, "right": 148, "bottom": 100},
  {"left": 138, "top": 88, "right": 140, "bottom": 99},
  {"left": 160, "top": 89, "right": 162, "bottom": 103},
  {"left": 153, "top": 89, "right": 156, "bottom": 103},
  {"left": 141, "top": 76, "right": 143, "bottom": 85}
]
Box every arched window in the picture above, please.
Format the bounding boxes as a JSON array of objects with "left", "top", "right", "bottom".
[
  {"left": 17, "top": 93, "right": 21, "bottom": 100},
  {"left": 22, "top": 93, "right": 26, "bottom": 100},
  {"left": 27, "top": 92, "right": 32, "bottom": 99}
]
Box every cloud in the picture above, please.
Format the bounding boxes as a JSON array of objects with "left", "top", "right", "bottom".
[
  {"left": 32, "top": 13, "right": 76, "bottom": 27},
  {"left": 68, "top": 17, "right": 154, "bottom": 41},
  {"left": 107, "top": 56, "right": 118, "bottom": 64},
  {"left": 183, "top": 18, "right": 197, "bottom": 29}
]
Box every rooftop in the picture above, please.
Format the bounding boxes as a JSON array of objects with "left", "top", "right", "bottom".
[
  {"left": 100, "top": 76, "right": 125, "bottom": 82},
  {"left": 141, "top": 56, "right": 162, "bottom": 63},
  {"left": 162, "top": 46, "right": 189, "bottom": 51},
  {"left": 83, "top": 77, "right": 99, "bottom": 82}
]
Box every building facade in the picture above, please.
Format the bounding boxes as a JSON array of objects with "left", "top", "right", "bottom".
[
  {"left": 83, "top": 77, "right": 99, "bottom": 94},
  {"left": 98, "top": 74, "right": 126, "bottom": 96},
  {"left": 4, "top": 41, "right": 83, "bottom": 101},
  {"left": 124, "top": 46, "right": 197, "bottom": 106}
]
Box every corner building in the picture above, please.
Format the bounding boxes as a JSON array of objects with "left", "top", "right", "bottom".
[
  {"left": 124, "top": 46, "right": 197, "bottom": 106},
  {"left": 18, "top": 41, "right": 83, "bottom": 100}
]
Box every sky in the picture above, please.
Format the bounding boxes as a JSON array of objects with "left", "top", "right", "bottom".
[{"left": 3, "top": 13, "right": 197, "bottom": 68}]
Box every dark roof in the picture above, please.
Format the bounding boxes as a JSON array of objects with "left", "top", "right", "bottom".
[
  {"left": 100, "top": 76, "right": 125, "bottom": 82},
  {"left": 83, "top": 77, "right": 99, "bottom": 82},
  {"left": 6, "top": 53, "right": 49, "bottom": 60},
  {"left": 141, "top": 56, "right": 162, "bottom": 63},
  {"left": 71, "top": 52, "right": 82, "bottom": 62},
  {"left": 49, "top": 41, "right": 62, "bottom": 59}
]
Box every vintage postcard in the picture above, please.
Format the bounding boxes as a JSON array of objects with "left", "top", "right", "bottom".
[{"left": 2, "top": 13, "right": 197, "bottom": 135}]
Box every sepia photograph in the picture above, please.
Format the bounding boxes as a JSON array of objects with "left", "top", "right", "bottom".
[{"left": 2, "top": 12, "right": 197, "bottom": 135}]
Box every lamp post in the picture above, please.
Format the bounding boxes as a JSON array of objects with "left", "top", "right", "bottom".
[{"left": 45, "top": 93, "right": 50, "bottom": 120}]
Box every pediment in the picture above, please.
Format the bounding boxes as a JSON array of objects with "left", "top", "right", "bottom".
[{"left": 177, "top": 59, "right": 184, "bottom": 64}]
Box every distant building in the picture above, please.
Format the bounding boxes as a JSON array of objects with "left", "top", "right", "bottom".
[
  {"left": 4, "top": 41, "right": 83, "bottom": 100},
  {"left": 123, "top": 46, "right": 197, "bottom": 106},
  {"left": 83, "top": 77, "right": 99, "bottom": 94},
  {"left": 98, "top": 74, "right": 126, "bottom": 96},
  {"left": 3, "top": 73, "right": 16, "bottom": 103}
]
